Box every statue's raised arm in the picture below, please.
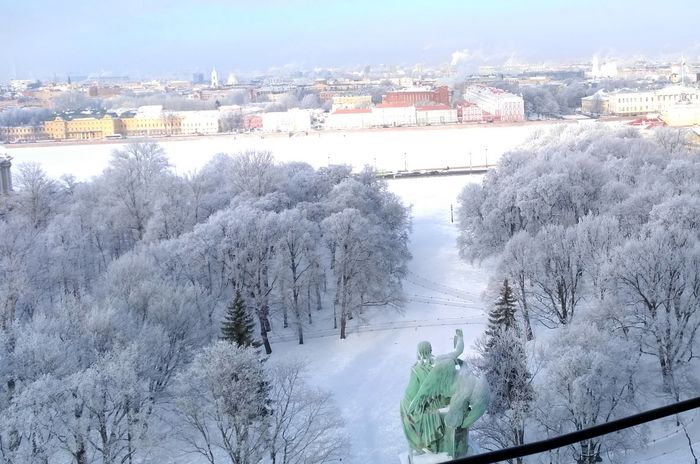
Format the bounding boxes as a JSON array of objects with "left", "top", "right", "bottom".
[{"left": 436, "top": 329, "right": 464, "bottom": 362}]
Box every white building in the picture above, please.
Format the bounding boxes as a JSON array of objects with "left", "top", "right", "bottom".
[
  {"left": 325, "top": 109, "right": 373, "bottom": 130},
  {"left": 178, "top": 110, "right": 220, "bottom": 135},
  {"left": 459, "top": 102, "right": 484, "bottom": 122},
  {"left": 590, "top": 55, "right": 619, "bottom": 79},
  {"left": 372, "top": 104, "right": 417, "bottom": 127},
  {"left": 606, "top": 86, "right": 700, "bottom": 116},
  {"left": 463, "top": 85, "right": 524, "bottom": 122},
  {"left": 262, "top": 109, "right": 312, "bottom": 132},
  {"left": 415, "top": 105, "right": 458, "bottom": 125}
]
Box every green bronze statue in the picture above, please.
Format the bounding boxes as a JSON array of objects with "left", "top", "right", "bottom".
[{"left": 400, "top": 329, "right": 489, "bottom": 460}]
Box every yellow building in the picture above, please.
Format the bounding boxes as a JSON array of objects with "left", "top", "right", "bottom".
[
  {"left": 44, "top": 115, "right": 118, "bottom": 140},
  {"left": 119, "top": 114, "right": 182, "bottom": 137},
  {"left": 331, "top": 95, "right": 373, "bottom": 111}
]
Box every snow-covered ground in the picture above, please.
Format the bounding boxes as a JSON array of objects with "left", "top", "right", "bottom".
[
  {"left": 3, "top": 123, "right": 557, "bottom": 180},
  {"left": 264, "top": 174, "right": 496, "bottom": 464}
]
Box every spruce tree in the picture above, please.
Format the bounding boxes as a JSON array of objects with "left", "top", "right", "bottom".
[
  {"left": 220, "top": 290, "right": 258, "bottom": 348},
  {"left": 485, "top": 278, "right": 519, "bottom": 342}
]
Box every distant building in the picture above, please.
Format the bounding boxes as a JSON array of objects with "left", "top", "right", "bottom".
[
  {"left": 192, "top": 72, "right": 205, "bottom": 84},
  {"left": 0, "top": 156, "right": 12, "bottom": 195},
  {"left": 211, "top": 68, "right": 219, "bottom": 89},
  {"left": 415, "top": 105, "right": 458, "bottom": 125},
  {"left": 605, "top": 86, "right": 700, "bottom": 116},
  {"left": 590, "top": 55, "right": 619, "bottom": 79},
  {"left": 262, "top": 109, "right": 311, "bottom": 132},
  {"left": 45, "top": 115, "right": 119, "bottom": 140},
  {"left": 373, "top": 103, "right": 417, "bottom": 127},
  {"left": 463, "top": 85, "right": 524, "bottom": 122},
  {"left": 382, "top": 86, "right": 450, "bottom": 106},
  {"left": 331, "top": 95, "right": 372, "bottom": 112},
  {"left": 244, "top": 114, "right": 263, "bottom": 131},
  {"left": 581, "top": 91, "right": 610, "bottom": 115},
  {"left": 178, "top": 110, "right": 220, "bottom": 135},
  {"left": 457, "top": 102, "right": 484, "bottom": 122},
  {"left": 326, "top": 108, "right": 373, "bottom": 130},
  {"left": 661, "top": 101, "right": 700, "bottom": 126},
  {"left": 0, "top": 125, "right": 47, "bottom": 143}
]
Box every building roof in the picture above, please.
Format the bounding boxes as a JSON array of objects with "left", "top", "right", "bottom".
[
  {"left": 376, "top": 102, "right": 414, "bottom": 108},
  {"left": 332, "top": 108, "right": 372, "bottom": 114},
  {"left": 416, "top": 104, "right": 452, "bottom": 111}
]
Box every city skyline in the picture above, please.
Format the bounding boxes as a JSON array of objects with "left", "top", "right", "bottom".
[{"left": 3, "top": 0, "right": 700, "bottom": 81}]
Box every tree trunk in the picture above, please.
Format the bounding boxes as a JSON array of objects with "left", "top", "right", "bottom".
[
  {"left": 257, "top": 312, "right": 272, "bottom": 355},
  {"left": 307, "top": 285, "right": 313, "bottom": 324},
  {"left": 315, "top": 281, "right": 323, "bottom": 311},
  {"left": 340, "top": 311, "right": 347, "bottom": 340}
]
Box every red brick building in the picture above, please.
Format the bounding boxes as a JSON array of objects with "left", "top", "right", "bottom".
[{"left": 382, "top": 86, "right": 450, "bottom": 106}]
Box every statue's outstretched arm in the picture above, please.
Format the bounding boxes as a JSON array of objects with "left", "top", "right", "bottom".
[{"left": 436, "top": 329, "right": 464, "bottom": 361}]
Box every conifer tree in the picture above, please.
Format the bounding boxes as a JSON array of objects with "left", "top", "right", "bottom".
[
  {"left": 476, "top": 279, "right": 533, "bottom": 463},
  {"left": 220, "top": 289, "right": 258, "bottom": 348},
  {"left": 485, "top": 278, "right": 519, "bottom": 342}
]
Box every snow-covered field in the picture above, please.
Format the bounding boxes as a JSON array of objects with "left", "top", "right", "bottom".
[
  {"left": 3, "top": 123, "right": 558, "bottom": 180},
  {"left": 5, "top": 122, "right": 696, "bottom": 463}
]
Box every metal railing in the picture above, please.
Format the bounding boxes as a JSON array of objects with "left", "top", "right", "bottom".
[{"left": 448, "top": 396, "right": 700, "bottom": 464}]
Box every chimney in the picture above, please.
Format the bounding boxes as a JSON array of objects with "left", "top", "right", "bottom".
[{"left": 0, "top": 155, "right": 12, "bottom": 194}]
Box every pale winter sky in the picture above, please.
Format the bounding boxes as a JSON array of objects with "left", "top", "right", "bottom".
[{"left": 2, "top": 0, "right": 698, "bottom": 81}]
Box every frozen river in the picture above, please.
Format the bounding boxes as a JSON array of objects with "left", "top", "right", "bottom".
[{"left": 2, "top": 122, "right": 570, "bottom": 180}]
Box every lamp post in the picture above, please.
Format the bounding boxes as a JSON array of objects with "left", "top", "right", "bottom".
[
  {"left": 485, "top": 147, "right": 488, "bottom": 168},
  {"left": 327, "top": 155, "right": 330, "bottom": 167},
  {"left": 469, "top": 151, "right": 472, "bottom": 171},
  {"left": 404, "top": 152, "right": 407, "bottom": 172}
]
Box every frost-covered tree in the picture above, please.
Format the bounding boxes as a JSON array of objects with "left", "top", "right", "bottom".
[
  {"left": 535, "top": 322, "right": 643, "bottom": 464},
  {"left": 606, "top": 226, "right": 700, "bottom": 400},
  {"left": 13, "top": 162, "right": 57, "bottom": 229},
  {"left": 275, "top": 209, "right": 318, "bottom": 344},
  {"left": 173, "top": 342, "right": 270, "bottom": 464},
  {"left": 321, "top": 208, "right": 404, "bottom": 339},
  {"left": 230, "top": 150, "right": 279, "bottom": 198},
  {"left": 268, "top": 362, "right": 350, "bottom": 464},
  {"left": 103, "top": 142, "right": 170, "bottom": 242},
  {"left": 528, "top": 224, "right": 583, "bottom": 326}
]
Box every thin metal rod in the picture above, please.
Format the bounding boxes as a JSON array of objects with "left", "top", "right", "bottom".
[{"left": 448, "top": 396, "right": 700, "bottom": 464}]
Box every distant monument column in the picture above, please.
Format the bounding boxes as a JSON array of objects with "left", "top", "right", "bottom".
[{"left": 0, "top": 156, "right": 12, "bottom": 195}]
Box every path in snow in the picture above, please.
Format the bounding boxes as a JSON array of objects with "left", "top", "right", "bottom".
[{"left": 264, "top": 174, "right": 494, "bottom": 464}]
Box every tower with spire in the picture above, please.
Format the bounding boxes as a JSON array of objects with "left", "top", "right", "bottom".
[{"left": 211, "top": 68, "right": 219, "bottom": 89}]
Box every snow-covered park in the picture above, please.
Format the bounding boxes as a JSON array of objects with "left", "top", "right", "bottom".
[{"left": 2, "top": 122, "right": 698, "bottom": 464}]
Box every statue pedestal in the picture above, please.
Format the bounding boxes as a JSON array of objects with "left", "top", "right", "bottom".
[
  {"left": 398, "top": 438, "right": 482, "bottom": 464},
  {"left": 398, "top": 451, "right": 451, "bottom": 464}
]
